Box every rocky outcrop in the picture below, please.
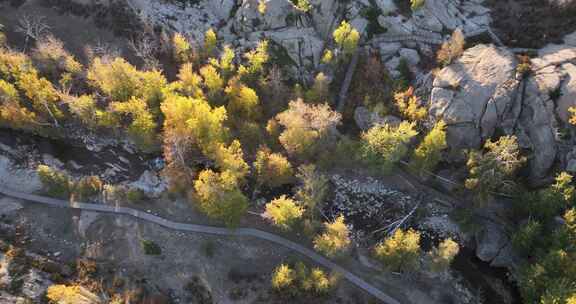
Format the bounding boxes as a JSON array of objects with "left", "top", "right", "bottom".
[{"left": 428, "top": 43, "right": 576, "bottom": 180}]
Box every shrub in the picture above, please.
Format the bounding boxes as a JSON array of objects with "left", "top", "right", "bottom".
[
  {"left": 293, "top": 0, "right": 311, "bottom": 12},
  {"left": 374, "top": 228, "right": 421, "bottom": 272},
  {"left": 411, "top": 0, "right": 425, "bottom": 10},
  {"left": 37, "top": 165, "right": 72, "bottom": 198},
  {"left": 321, "top": 49, "right": 333, "bottom": 64},
  {"left": 410, "top": 120, "right": 447, "bottom": 176},
  {"left": 73, "top": 176, "right": 103, "bottom": 201},
  {"left": 140, "top": 240, "right": 161, "bottom": 255},
  {"left": 46, "top": 285, "right": 102, "bottom": 303},
  {"left": 271, "top": 264, "right": 295, "bottom": 290},
  {"left": 305, "top": 72, "right": 330, "bottom": 104},
  {"left": 429, "top": 238, "right": 459, "bottom": 273},
  {"left": 437, "top": 28, "right": 465, "bottom": 66},
  {"left": 32, "top": 35, "right": 82, "bottom": 79},
  {"left": 126, "top": 188, "right": 145, "bottom": 203},
  {"left": 393, "top": 86, "right": 427, "bottom": 122}
]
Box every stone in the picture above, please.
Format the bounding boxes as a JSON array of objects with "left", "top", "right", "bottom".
[
  {"left": 234, "top": 0, "right": 300, "bottom": 32},
  {"left": 0, "top": 197, "right": 22, "bottom": 216},
  {"left": 475, "top": 222, "right": 510, "bottom": 263},
  {"left": 374, "top": 0, "right": 397, "bottom": 15},
  {"left": 130, "top": 170, "right": 167, "bottom": 197},
  {"left": 0, "top": 155, "right": 42, "bottom": 193},
  {"left": 565, "top": 31, "right": 576, "bottom": 46},
  {"left": 399, "top": 48, "right": 421, "bottom": 65},
  {"left": 378, "top": 15, "right": 413, "bottom": 36},
  {"left": 378, "top": 42, "right": 402, "bottom": 61},
  {"left": 354, "top": 107, "right": 401, "bottom": 130},
  {"left": 566, "top": 159, "right": 576, "bottom": 173},
  {"left": 556, "top": 63, "right": 576, "bottom": 124},
  {"left": 385, "top": 56, "right": 401, "bottom": 72}
]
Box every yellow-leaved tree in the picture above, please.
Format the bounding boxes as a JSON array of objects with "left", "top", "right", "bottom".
[{"left": 313, "top": 215, "right": 351, "bottom": 257}]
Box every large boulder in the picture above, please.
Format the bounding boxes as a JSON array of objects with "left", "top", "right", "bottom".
[{"left": 429, "top": 44, "right": 559, "bottom": 180}]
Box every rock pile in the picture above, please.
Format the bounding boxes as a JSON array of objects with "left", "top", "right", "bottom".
[{"left": 328, "top": 175, "right": 418, "bottom": 231}]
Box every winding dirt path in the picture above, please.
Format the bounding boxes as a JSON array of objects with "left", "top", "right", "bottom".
[{"left": 0, "top": 185, "right": 400, "bottom": 304}]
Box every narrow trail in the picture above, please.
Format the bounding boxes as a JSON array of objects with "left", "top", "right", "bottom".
[{"left": 0, "top": 185, "right": 400, "bottom": 304}]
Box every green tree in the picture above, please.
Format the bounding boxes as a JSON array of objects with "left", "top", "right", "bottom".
[
  {"left": 374, "top": 229, "right": 421, "bottom": 272},
  {"left": 305, "top": 72, "right": 330, "bottom": 104},
  {"left": 313, "top": 215, "right": 351, "bottom": 257},
  {"left": 174, "top": 62, "right": 204, "bottom": 98},
  {"left": 238, "top": 40, "right": 269, "bottom": 80},
  {"left": 204, "top": 28, "right": 217, "bottom": 57},
  {"left": 161, "top": 94, "right": 229, "bottom": 190},
  {"left": 410, "top": 120, "right": 447, "bottom": 176},
  {"left": 173, "top": 32, "right": 193, "bottom": 63},
  {"left": 265, "top": 195, "right": 304, "bottom": 230},
  {"left": 295, "top": 164, "right": 328, "bottom": 219},
  {"left": 65, "top": 94, "right": 100, "bottom": 129},
  {"left": 512, "top": 219, "right": 543, "bottom": 256},
  {"left": 17, "top": 70, "right": 63, "bottom": 124},
  {"left": 87, "top": 57, "right": 141, "bottom": 102},
  {"left": 110, "top": 97, "right": 158, "bottom": 151},
  {"left": 213, "top": 140, "right": 250, "bottom": 183},
  {"left": 225, "top": 81, "right": 261, "bottom": 121},
  {"left": 218, "top": 45, "right": 235, "bottom": 77},
  {"left": 0, "top": 79, "right": 38, "bottom": 132},
  {"left": 465, "top": 135, "right": 526, "bottom": 201},
  {"left": 333, "top": 21, "right": 360, "bottom": 56},
  {"left": 361, "top": 121, "right": 418, "bottom": 172},
  {"left": 429, "top": 238, "right": 459, "bottom": 273},
  {"left": 254, "top": 146, "right": 294, "bottom": 188},
  {"left": 193, "top": 169, "right": 248, "bottom": 226},
  {"left": 200, "top": 64, "right": 224, "bottom": 97}
]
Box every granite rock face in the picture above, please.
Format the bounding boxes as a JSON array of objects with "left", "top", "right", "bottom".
[{"left": 427, "top": 43, "right": 576, "bottom": 180}]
